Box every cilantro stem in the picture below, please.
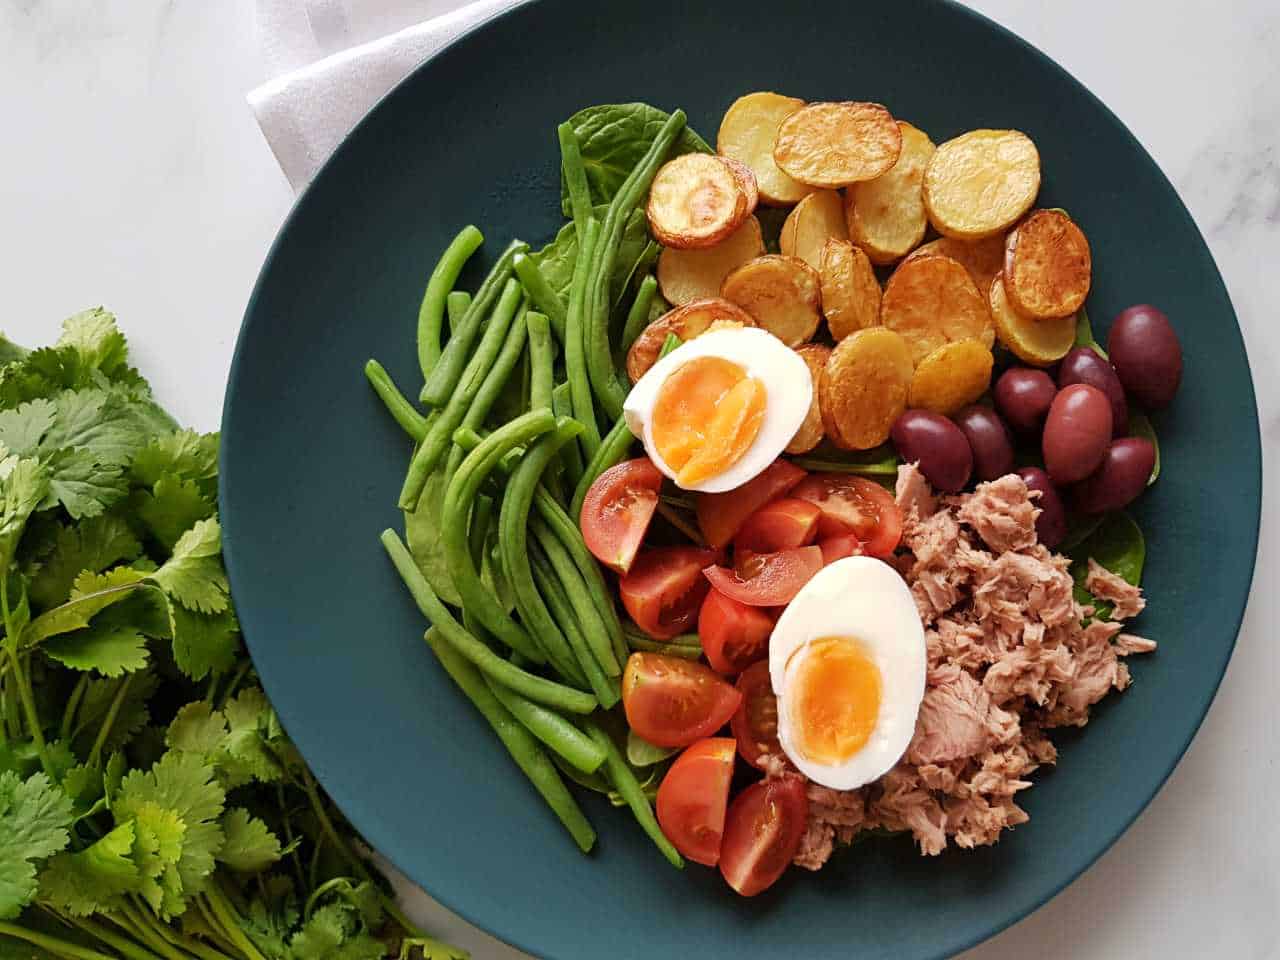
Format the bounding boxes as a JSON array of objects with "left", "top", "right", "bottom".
[
  {"left": 61, "top": 673, "right": 88, "bottom": 740},
  {"left": 87, "top": 673, "right": 133, "bottom": 768},
  {"left": 202, "top": 887, "right": 267, "bottom": 960},
  {"left": 0, "top": 920, "right": 125, "bottom": 960},
  {"left": 126, "top": 898, "right": 230, "bottom": 960},
  {"left": 112, "top": 901, "right": 186, "bottom": 960},
  {"left": 67, "top": 912, "right": 167, "bottom": 960},
  {"left": 192, "top": 898, "right": 239, "bottom": 956},
  {"left": 276, "top": 783, "right": 307, "bottom": 892},
  {"left": 6, "top": 647, "right": 52, "bottom": 776},
  {"left": 217, "top": 660, "right": 251, "bottom": 710},
  {"left": 299, "top": 768, "right": 373, "bottom": 885}
]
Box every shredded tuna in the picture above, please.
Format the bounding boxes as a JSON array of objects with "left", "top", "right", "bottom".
[
  {"left": 955, "top": 474, "right": 1039, "bottom": 553},
  {"left": 895, "top": 462, "right": 937, "bottom": 523},
  {"left": 1085, "top": 558, "right": 1147, "bottom": 620}
]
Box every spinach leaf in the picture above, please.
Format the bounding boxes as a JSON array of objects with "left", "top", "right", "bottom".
[
  {"left": 1075, "top": 307, "right": 1108, "bottom": 358},
  {"left": 1067, "top": 511, "right": 1145, "bottom": 618},
  {"left": 403, "top": 469, "right": 461, "bottom": 607},
  {"left": 625, "top": 729, "right": 677, "bottom": 767},
  {"left": 791, "top": 443, "right": 900, "bottom": 478},
  {"left": 1128, "top": 411, "right": 1161, "bottom": 485},
  {"left": 530, "top": 205, "right": 650, "bottom": 302}
]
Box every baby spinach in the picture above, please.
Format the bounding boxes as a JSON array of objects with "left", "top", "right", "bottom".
[
  {"left": 531, "top": 205, "right": 651, "bottom": 304},
  {"left": 1075, "top": 307, "right": 1108, "bottom": 358},
  {"left": 1067, "top": 510, "right": 1145, "bottom": 618},
  {"left": 1129, "top": 411, "right": 1161, "bottom": 484},
  {"left": 791, "top": 443, "right": 900, "bottom": 478}
]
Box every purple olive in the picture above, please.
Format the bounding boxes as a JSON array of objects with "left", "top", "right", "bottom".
[
  {"left": 1107, "top": 304, "right": 1183, "bottom": 409},
  {"left": 1058, "top": 347, "right": 1128, "bottom": 435},
  {"left": 891, "top": 410, "right": 973, "bottom": 493},
  {"left": 954, "top": 405, "right": 1015, "bottom": 481},
  {"left": 1042, "top": 383, "right": 1113, "bottom": 485},
  {"left": 1073, "top": 438, "right": 1156, "bottom": 514},
  {"left": 1016, "top": 467, "right": 1067, "bottom": 548},
  {"left": 994, "top": 367, "right": 1057, "bottom": 435}
]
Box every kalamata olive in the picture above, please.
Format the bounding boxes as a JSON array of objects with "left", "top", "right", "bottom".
[
  {"left": 954, "top": 405, "right": 1015, "bottom": 481},
  {"left": 1073, "top": 437, "right": 1156, "bottom": 514},
  {"left": 1016, "top": 467, "right": 1067, "bottom": 548},
  {"left": 1107, "top": 304, "right": 1183, "bottom": 409},
  {"left": 994, "top": 367, "right": 1057, "bottom": 435},
  {"left": 1042, "top": 383, "right": 1113, "bottom": 485},
  {"left": 1057, "top": 347, "right": 1128, "bottom": 435},
  {"left": 891, "top": 410, "right": 973, "bottom": 493}
]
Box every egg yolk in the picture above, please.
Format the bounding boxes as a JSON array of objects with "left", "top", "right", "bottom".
[
  {"left": 789, "top": 637, "right": 882, "bottom": 765},
  {"left": 650, "top": 356, "right": 767, "bottom": 487}
]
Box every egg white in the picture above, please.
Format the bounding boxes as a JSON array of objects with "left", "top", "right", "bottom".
[
  {"left": 621, "top": 326, "right": 813, "bottom": 493},
  {"left": 768, "top": 556, "right": 926, "bottom": 791}
]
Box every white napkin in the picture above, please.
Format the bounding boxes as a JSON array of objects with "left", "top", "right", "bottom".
[{"left": 249, "top": 0, "right": 524, "bottom": 192}]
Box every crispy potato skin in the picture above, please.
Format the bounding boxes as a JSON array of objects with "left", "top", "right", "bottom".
[
  {"left": 773, "top": 102, "right": 903, "bottom": 188},
  {"left": 657, "top": 216, "right": 764, "bottom": 305},
  {"left": 819, "top": 238, "right": 881, "bottom": 341},
  {"left": 923, "top": 129, "right": 1040, "bottom": 240},
  {"left": 907, "top": 339, "right": 994, "bottom": 414},
  {"left": 779, "top": 190, "right": 848, "bottom": 270},
  {"left": 647, "top": 154, "right": 749, "bottom": 249},
  {"left": 906, "top": 234, "right": 1006, "bottom": 294},
  {"left": 988, "top": 273, "right": 1076, "bottom": 366},
  {"left": 720, "top": 254, "right": 822, "bottom": 348},
  {"left": 846, "top": 121, "right": 936, "bottom": 264},
  {"left": 820, "top": 327, "right": 913, "bottom": 450},
  {"left": 717, "top": 92, "right": 811, "bottom": 205},
  {"left": 718, "top": 155, "right": 760, "bottom": 215},
  {"left": 626, "top": 298, "right": 757, "bottom": 383},
  {"left": 880, "top": 254, "right": 994, "bottom": 364},
  {"left": 1003, "top": 210, "right": 1092, "bottom": 319},
  {"left": 786, "top": 343, "right": 831, "bottom": 454}
]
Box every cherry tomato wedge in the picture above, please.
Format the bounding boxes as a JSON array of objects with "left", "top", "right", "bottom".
[
  {"left": 818, "top": 535, "right": 863, "bottom": 565},
  {"left": 695, "top": 460, "right": 806, "bottom": 549},
  {"left": 656, "top": 737, "right": 736, "bottom": 866},
  {"left": 703, "top": 546, "right": 823, "bottom": 607},
  {"left": 734, "top": 498, "right": 822, "bottom": 552},
  {"left": 579, "top": 458, "right": 664, "bottom": 574},
  {"left": 620, "top": 546, "right": 717, "bottom": 639},
  {"left": 699, "top": 590, "right": 774, "bottom": 675},
  {"left": 791, "top": 474, "right": 902, "bottom": 558},
  {"left": 719, "top": 777, "right": 809, "bottom": 896},
  {"left": 622, "top": 653, "right": 743, "bottom": 748},
  {"left": 730, "top": 661, "right": 782, "bottom": 769}
]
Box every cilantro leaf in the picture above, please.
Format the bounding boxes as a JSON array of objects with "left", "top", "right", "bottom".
[
  {"left": 42, "top": 389, "right": 146, "bottom": 466},
  {"left": 219, "top": 689, "right": 283, "bottom": 787},
  {"left": 134, "top": 477, "right": 215, "bottom": 551},
  {"left": 152, "top": 519, "right": 228, "bottom": 614},
  {"left": 166, "top": 702, "right": 228, "bottom": 757},
  {"left": 41, "top": 448, "right": 128, "bottom": 520},
  {"left": 21, "top": 567, "right": 146, "bottom": 648},
  {"left": 0, "top": 401, "right": 57, "bottom": 457},
  {"left": 287, "top": 903, "right": 386, "bottom": 960},
  {"left": 125, "top": 798, "right": 186, "bottom": 917},
  {"left": 0, "top": 334, "right": 28, "bottom": 364},
  {"left": 131, "top": 430, "right": 219, "bottom": 491},
  {"left": 0, "top": 771, "right": 75, "bottom": 919},
  {"left": 37, "top": 821, "right": 140, "bottom": 916},
  {"left": 218, "top": 809, "right": 282, "bottom": 872},
  {"left": 240, "top": 875, "right": 300, "bottom": 960},
  {"left": 0, "top": 456, "right": 50, "bottom": 571},
  {"left": 170, "top": 605, "right": 239, "bottom": 681},
  {"left": 73, "top": 673, "right": 160, "bottom": 757},
  {"left": 28, "top": 514, "right": 142, "bottom": 610},
  {"left": 42, "top": 617, "right": 149, "bottom": 677},
  {"left": 56, "top": 309, "right": 129, "bottom": 379}
]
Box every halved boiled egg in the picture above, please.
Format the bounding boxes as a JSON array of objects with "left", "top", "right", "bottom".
[
  {"left": 622, "top": 326, "right": 812, "bottom": 493},
  {"left": 768, "top": 556, "right": 926, "bottom": 790}
]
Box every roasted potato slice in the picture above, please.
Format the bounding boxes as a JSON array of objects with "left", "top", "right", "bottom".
[
  {"left": 923, "top": 129, "right": 1040, "bottom": 240},
  {"left": 720, "top": 254, "right": 822, "bottom": 347},
  {"left": 626, "top": 298, "right": 757, "bottom": 383},
  {"left": 989, "top": 273, "right": 1076, "bottom": 366},
  {"left": 786, "top": 344, "right": 830, "bottom": 454},
  {"left": 880, "top": 254, "right": 994, "bottom": 364},
  {"left": 907, "top": 339, "right": 994, "bottom": 415},
  {"left": 1003, "top": 209, "right": 1092, "bottom": 319},
  {"left": 819, "top": 239, "right": 880, "bottom": 341},
  {"left": 906, "top": 234, "right": 1005, "bottom": 294},
  {"left": 820, "top": 327, "right": 913, "bottom": 450},
  {"left": 845, "top": 122, "right": 935, "bottom": 264},
  {"left": 717, "top": 92, "right": 811, "bottom": 205},
  {"left": 719, "top": 156, "right": 760, "bottom": 215},
  {"left": 779, "top": 190, "right": 848, "bottom": 270},
  {"left": 773, "top": 102, "right": 903, "bottom": 188},
  {"left": 657, "top": 216, "right": 764, "bottom": 305},
  {"left": 647, "top": 154, "right": 751, "bottom": 249}
]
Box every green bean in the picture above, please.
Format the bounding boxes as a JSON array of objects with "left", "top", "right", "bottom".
[
  {"left": 513, "top": 253, "right": 567, "bottom": 342},
  {"left": 529, "top": 542, "right": 619, "bottom": 709},
  {"left": 421, "top": 238, "right": 526, "bottom": 407},
  {"left": 398, "top": 280, "right": 523, "bottom": 510},
  {"left": 461, "top": 303, "right": 530, "bottom": 433},
  {"left": 463, "top": 493, "right": 496, "bottom": 643},
  {"left": 623, "top": 624, "right": 703, "bottom": 660},
  {"left": 621, "top": 274, "right": 659, "bottom": 352},
  {"left": 441, "top": 410, "right": 554, "bottom": 662},
  {"left": 381, "top": 531, "right": 595, "bottom": 714},
  {"left": 557, "top": 121, "right": 594, "bottom": 240},
  {"left": 423, "top": 627, "right": 596, "bottom": 852},
  {"left": 570, "top": 414, "right": 636, "bottom": 522},
  {"left": 417, "top": 225, "right": 483, "bottom": 384},
  {"left": 565, "top": 218, "right": 603, "bottom": 459},
  {"left": 484, "top": 676, "right": 606, "bottom": 775},
  {"left": 498, "top": 421, "right": 589, "bottom": 689},
  {"left": 363, "top": 358, "right": 428, "bottom": 441},
  {"left": 445, "top": 290, "right": 472, "bottom": 335},
  {"left": 615, "top": 241, "right": 661, "bottom": 311},
  {"left": 530, "top": 516, "right": 620, "bottom": 678},
  {"left": 583, "top": 721, "right": 683, "bottom": 868},
  {"left": 527, "top": 311, "right": 555, "bottom": 411},
  {"left": 551, "top": 382, "right": 585, "bottom": 490}
]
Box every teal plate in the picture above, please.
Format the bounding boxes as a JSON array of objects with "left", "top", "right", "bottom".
[{"left": 221, "top": 1, "right": 1261, "bottom": 957}]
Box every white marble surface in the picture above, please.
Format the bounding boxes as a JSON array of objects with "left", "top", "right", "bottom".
[{"left": 2, "top": 1, "right": 1276, "bottom": 957}]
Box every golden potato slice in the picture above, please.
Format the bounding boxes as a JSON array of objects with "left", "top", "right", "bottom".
[
  {"left": 717, "top": 92, "right": 811, "bottom": 206},
  {"left": 819, "top": 239, "right": 880, "bottom": 341},
  {"left": 906, "top": 234, "right": 1006, "bottom": 294},
  {"left": 779, "top": 190, "right": 847, "bottom": 271},
  {"left": 1003, "top": 210, "right": 1092, "bottom": 319},
  {"left": 845, "top": 122, "right": 936, "bottom": 264},
  {"left": 625, "top": 298, "right": 757, "bottom": 383},
  {"left": 989, "top": 273, "right": 1076, "bottom": 366},
  {"left": 907, "top": 340, "right": 994, "bottom": 415},
  {"left": 773, "top": 102, "right": 903, "bottom": 188},
  {"left": 785, "top": 344, "right": 830, "bottom": 454},
  {"left": 647, "top": 154, "right": 749, "bottom": 249},
  {"left": 656, "top": 216, "right": 764, "bottom": 305},
  {"left": 720, "top": 255, "right": 822, "bottom": 348},
  {"left": 880, "top": 254, "right": 994, "bottom": 364},
  {"left": 719, "top": 156, "right": 760, "bottom": 215},
  {"left": 820, "top": 328, "right": 913, "bottom": 450},
  {"left": 923, "top": 130, "right": 1040, "bottom": 240}
]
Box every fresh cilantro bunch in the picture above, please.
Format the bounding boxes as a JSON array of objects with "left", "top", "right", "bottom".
[{"left": 0, "top": 312, "right": 463, "bottom": 960}]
